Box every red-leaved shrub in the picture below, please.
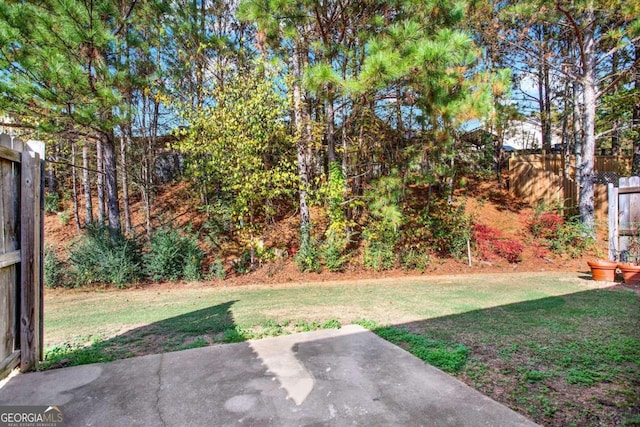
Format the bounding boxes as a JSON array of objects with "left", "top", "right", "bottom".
[
  {"left": 472, "top": 224, "right": 501, "bottom": 260},
  {"left": 472, "top": 223, "right": 523, "bottom": 263},
  {"left": 491, "top": 239, "right": 524, "bottom": 263},
  {"left": 530, "top": 212, "right": 564, "bottom": 239}
]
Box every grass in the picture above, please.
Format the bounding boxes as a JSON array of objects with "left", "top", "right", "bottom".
[{"left": 41, "top": 272, "right": 639, "bottom": 426}]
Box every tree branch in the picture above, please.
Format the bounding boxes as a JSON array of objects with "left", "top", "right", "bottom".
[{"left": 555, "top": 2, "right": 586, "bottom": 77}]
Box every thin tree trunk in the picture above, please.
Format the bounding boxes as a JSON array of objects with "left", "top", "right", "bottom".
[
  {"left": 47, "top": 139, "right": 57, "bottom": 194},
  {"left": 96, "top": 138, "right": 105, "bottom": 224},
  {"left": 543, "top": 30, "right": 552, "bottom": 149},
  {"left": 611, "top": 51, "right": 620, "bottom": 156},
  {"left": 102, "top": 132, "right": 121, "bottom": 234},
  {"left": 326, "top": 88, "right": 337, "bottom": 164},
  {"left": 120, "top": 133, "right": 132, "bottom": 234},
  {"left": 83, "top": 142, "right": 93, "bottom": 225},
  {"left": 293, "top": 44, "right": 311, "bottom": 248},
  {"left": 70, "top": 141, "right": 81, "bottom": 232},
  {"left": 632, "top": 44, "right": 640, "bottom": 175}
]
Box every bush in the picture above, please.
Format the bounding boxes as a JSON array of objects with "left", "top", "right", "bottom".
[
  {"left": 363, "top": 173, "right": 403, "bottom": 271},
  {"left": 551, "top": 219, "right": 594, "bottom": 257},
  {"left": 322, "top": 230, "right": 350, "bottom": 272},
  {"left": 530, "top": 211, "right": 563, "bottom": 239},
  {"left": 364, "top": 238, "right": 397, "bottom": 271},
  {"left": 207, "top": 258, "right": 226, "bottom": 280},
  {"left": 492, "top": 239, "right": 524, "bottom": 263},
  {"left": 44, "top": 192, "right": 60, "bottom": 214},
  {"left": 232, "top": 251, "right": 252, "bottom": 274},
  {"left": 144, "top": 228, "right": 204, "bottom": 281},
  {"left": 421, "top": 199, "right": 472, "bottom": 259},
  {"left": 530, "top": 211, "right": 594, "bottom": 257},
  {"left": 44, "top": 245, "right": 64, "bottom": 288},
  {"left": 472, "top": 224, "right": 499, "bottom": 260},
  {"left": 400, "top": 249, "right": 431, "bottom": 272},
  {"left": 472, "top": 223, "right": 523, "bottom": 263},
  {"left": 68, "top": 225, "right": 142, "bottom": 287},
  {"left": 295, "top": 236, "right": 321, "bottom": 273}
]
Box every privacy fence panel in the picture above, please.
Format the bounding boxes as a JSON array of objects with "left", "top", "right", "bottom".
[
  {"left": 0, "top": 134, "right": 44, "bottom": 377},
  {"left": 609, "top": 177, "right": 640, "bottom": 262},
  {"left": 510, "top": 154, "right": 630, "bottom": 219}
]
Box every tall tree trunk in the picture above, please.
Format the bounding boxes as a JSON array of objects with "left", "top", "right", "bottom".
[
  {"left": 632, "top": 44, "right": 640, "bottom": 175},
  {"left": 120, "top": 133, "right": 132, "bottom": 234},
  {"left": 102, "top": 132, "right": 121, "bottom": 233},
  {"left": 293, "top": 44, "right": 311, "bottom": 248},
  {"left": 578, "top": 13, "right": 597, "bottom": 236},
  {"left": 47, "top": 139, "right": 57, "bottom": 194},
  {"left": 70, "top": 141, "right": 81, "bottom": 232},
  {"left": 326, "top": 88, "right": 337, "bottom": 163},
  {"left": 82, "top": 142, "right": 93, "bottom": 225},
  {"left": 611, "top": 50, "right": 620, "bottom": 156},
  {"left": 543, "top": 34, "right": 552, "bottom": 149},
  {"left": 96, "top": 138, "right": 105, "bottom": 224}
]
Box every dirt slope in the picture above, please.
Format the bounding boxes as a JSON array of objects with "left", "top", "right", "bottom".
[{"left": 44, "top": 177, "right": 604, "bottom": 287}]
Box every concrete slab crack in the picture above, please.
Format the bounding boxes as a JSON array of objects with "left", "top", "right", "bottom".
[{"left": 155, "top": 353, "right": 167, "bottom": 427}]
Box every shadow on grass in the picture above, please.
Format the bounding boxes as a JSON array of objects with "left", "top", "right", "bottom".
[
  {"left": 365, "top": 288, "right": 640, "bottom": 427},
  {"left": 41, "top": 300, "right": 241, "bottom": 369}
]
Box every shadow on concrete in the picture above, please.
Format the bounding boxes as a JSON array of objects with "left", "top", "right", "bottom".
[{"left": 44, "top": 300, "right": 240, "bottom": 368}]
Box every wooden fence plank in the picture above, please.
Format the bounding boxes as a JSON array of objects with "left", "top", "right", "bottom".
[
  {"left": 628, "top": 176, "right": 640, "bottom": 228},
  {"left": 0, "top": 146, "right": 20, "bottom": 163},
  {"left": 20, "top": 150, "right": 39, "bottom": 372},
  {"left": 608, "top": 183, "right": 619, "bottom": 261},
  {"left": 0, "top": 267, "right": 16, "bottom": 362},
  {"left": 0, "top": 251, "right": 20, "bottom": 269},
  {"left": 0, "top": 350, "right": 20, "bottom": 378},
  {"left": 619, "top": 178, "right": 632, "bottom": 261},
  {"left": 1, "top": 157, "right": 20, "bottom": 255}
]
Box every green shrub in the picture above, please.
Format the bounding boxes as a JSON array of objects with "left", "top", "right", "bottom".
[
  {"left": 44, "top": 192, "right": 60, "bottom": 214},
  {"left": 322, "top": 230, "right": 350, "bottom": 272},
  {"left": 295, "top": 226, "right": 321, "bottom": 272},
  {"left": 232, "top": 251, "right": 252, "bottom": 274},
  {"left": 207, "top": 258, "right": 226, "bottom": 280},
  {"left": 68, "top": 225, "right": 142, "bottom": 287},
  {"left": 144, "top": 228, "right": 204, "bottom": 281},
  {"left": 364, "top": 238, "right": 397, "bottom": 270},
  {"left": 400, "top": 249, "right": 431, "bottom": 272},
  {"left": 363, "top": 173, "right": 403, "bottom": 271},
  {"left": 550, "top": 219, "right": 594, "bottom": 257},
  {"left": 420, "top": 199, "right": 472, "bottom": 259},
  {"left": 44, "top": 245, "right": 64, "bottom": 288},
  {"left": 57, "top": 211, "right": 70, "bottom": 226}
]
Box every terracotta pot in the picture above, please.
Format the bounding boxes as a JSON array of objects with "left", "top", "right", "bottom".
[
  {"left": 618, "top": 263, "right": 640, "bottom": 286},
  {"left": 587, "top": 260, "right": 618, "bottom": 282}
]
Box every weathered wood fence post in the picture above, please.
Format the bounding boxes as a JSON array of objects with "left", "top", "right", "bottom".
[
  {"left": 608, "top": 176, "right": 640, "bottom": 262},
  {"left": 0, "top": 134, "right": 44, "bottom": 377}
]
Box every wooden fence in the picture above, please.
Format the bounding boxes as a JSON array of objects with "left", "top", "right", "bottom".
[
  {"left": 509, "top": 154, "right": 630, "bottom": 177},
  {"left": 509, "top": 154, "right": 630, "bottom": 219},
  {"left": 608, "top": 177, "right": 640, "bottom": 262},
  {"left": 0, "top": 134, "right": 44, "bottom": 377}
]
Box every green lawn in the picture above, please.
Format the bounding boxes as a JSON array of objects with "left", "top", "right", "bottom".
[{"left": 43, "top": 272, "right": 639, "bottom": 426}]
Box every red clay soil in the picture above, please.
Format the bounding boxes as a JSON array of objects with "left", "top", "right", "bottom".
[{"left": 44, "top": 177, "right": 604, "bottom": 288}]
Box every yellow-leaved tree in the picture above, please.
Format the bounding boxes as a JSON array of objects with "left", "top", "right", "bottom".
[{"left": 174, "top": 62, "right": 298, "bottom": 260}]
